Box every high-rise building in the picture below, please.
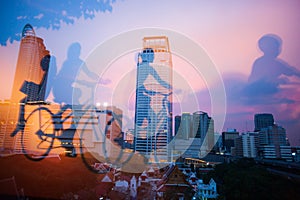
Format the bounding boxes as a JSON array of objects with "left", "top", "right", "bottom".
[
  {"left": 180, "top": 113, "right": 191, "bottom": 140},
  {"left": 172, "top": 111, "right": 214, "bottom": 158},
  {"left": 192, "top": 111, "right": 201, "bottom": 138},
  {"left": 254, "top": 113, "right": 274, "bottom": 131},
  {"left": 134, "top": 36, "right": 173, "bottom": 162},
  {"left": 192, "top": 111, "right": 214, "bottom": 152},
  {"left": 0, "top": 24, "right": 50, "bottom": 151},
  {"left": 11, "top": 23, "right": 50, "bottom": 103},
  {"left": 174, "top": 115, "right": 181, "bottom": 137},
  {"left": 234, "top": 132, "right": 259, "bottom": 158},
  {"left": 192, "top": 111, "right": 212, "bottom": 139}
]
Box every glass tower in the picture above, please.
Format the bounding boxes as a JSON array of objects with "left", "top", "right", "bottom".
[{"left": 134, "top": 36, "right": 173, "bottom": 163}]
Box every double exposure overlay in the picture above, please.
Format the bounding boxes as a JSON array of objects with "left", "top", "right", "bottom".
[{"left": 1, "top": 1, "right": 300, "bottom": 199}]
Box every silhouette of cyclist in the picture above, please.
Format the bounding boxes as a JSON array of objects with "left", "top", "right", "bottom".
[
  {"left": 135, "top": 48, "right": 172, "bottom": 128},
  {"left": 11, "top": 55, "right": 51, "bottom": 137}
]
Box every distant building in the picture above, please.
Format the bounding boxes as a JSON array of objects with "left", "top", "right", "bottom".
[
  {"left": 124, "top": 129, "right": 134, "bottom": 146},
  {"left": 233, "top": 136, "right": 243, "bottom": 157},
  {"left": 192, "top": 111, "right": 214, "bottom": 144},
  {"left": 259, "top": 124, "right": 287, "bottom": 146},
  {"left": 195, "top": 178, "right": 218, "bottom": 199},
  {"left": 173, "top": 138, "right": 202, "bottom": 158},
  {"left": 233, "top": 132, "right": 259, "bottom": 158},
  {"left": 174, "top": 115, "right": 181, "bottom": 137},
  {"left": 222, "top": 129, "right": 239, "bottom": 153},
  {"left": 291, "top": 146, "right": 300, "bottom": 162},
  {"left": 173, "top": 111, "right": 215, "bottom": 158},
  {"left": 213, "top": 133, "right": 222, "bottom": 152},
  {"left": 259, "top": 145, "right": 292, "bottom": 161},
  {"left": 180, "top": 113, "right": 191, "bottom": 140},
  {"left": 258, "top": 124, "right": 291, "bottom": 160},
  {"left": 192, "top": 111, "right": 201, "bottom": 138},
  {"left": 254, "top": 113, "right": 274, "bottom": 132}
]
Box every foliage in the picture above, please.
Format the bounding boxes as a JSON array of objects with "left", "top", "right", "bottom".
[
  {"left": 204, "top": 158, "right": 300, "bottom": 200},
  {"left": 0, "top": 0, "right": 117, "bottom": 45}
]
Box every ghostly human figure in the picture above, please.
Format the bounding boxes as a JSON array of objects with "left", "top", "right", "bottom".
[{"left": 247, "top": 34, "right": 300, "bottom": 96}]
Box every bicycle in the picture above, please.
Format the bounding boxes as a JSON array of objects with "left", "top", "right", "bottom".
[
  {"left": 134, "top": 90, "right": 172, "bottom": 165},
  {"left": 16, "top": 80, "right": 139, "bottom": 173}
]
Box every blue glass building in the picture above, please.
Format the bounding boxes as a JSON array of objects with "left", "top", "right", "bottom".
[{"left": 134, "top": 36, "right": 173, "bottom": 163}]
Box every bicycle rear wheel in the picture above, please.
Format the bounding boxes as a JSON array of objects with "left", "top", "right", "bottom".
[
  {"left": 79, "top": 109, "right": 135, "bottom": 173},
  {"left": 21, "top": 107, "right": 55, "bottom": 161}
]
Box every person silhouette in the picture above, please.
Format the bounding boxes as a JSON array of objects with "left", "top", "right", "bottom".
[
  {"left": 52, "top": 42, "right": 98, "bottom": 105},
  {"left": 44, "top": 55, "right": 57, "bottom": 101},
  {"left": 136, "top": 48, "right": 172, "bottom": 128},
  {"left": 247, "top": 34, "right": 300, "bottom": 96},
  {"left": 11, "top": 55, "right": 51, "bottom": 137}
]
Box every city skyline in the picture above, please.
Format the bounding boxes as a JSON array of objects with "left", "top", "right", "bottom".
[
  {"left": 4, "top": 23, "right": 296, "bottom": 163},
  {"left": 1, "top": 0, "right": 300, "bottom": 146},
  {"left": 1, "top": 1, "right": 300, "bottom": 199}
]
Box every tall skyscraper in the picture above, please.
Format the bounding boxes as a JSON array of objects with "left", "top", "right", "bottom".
[
  {"left": 192, "top": 111, "right": 214, "bottom": 151},
  {"left": 11, "top": 23, "right": 50, "bottom": 103},
  {"left": 0, "top": 24, "right": 50, "bottom": 151},
  {"left": 192, "top": 111, "right": 211, "bottom": 139},
  {"left": 134, "top": 36, "right": 173, "bottom": 162},
  {"left": 254, "top": 113, "right": 274, "bottom": 131},
  {"left": 192, "top": 111, "right": 201, "bottom": 138},
  {"left": 180, "top": 113, "right": 191, "bottom": 140}
]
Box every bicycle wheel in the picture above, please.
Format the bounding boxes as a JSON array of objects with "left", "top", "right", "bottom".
[
  {"left": 79, "top": 109, "right": 135, "bottom": 173},
  {"left": 78, "top": 110, "right": 103, "bottom": 173},
  {"left": 21, "top": 107, "right": 55, "bottom": 161}
]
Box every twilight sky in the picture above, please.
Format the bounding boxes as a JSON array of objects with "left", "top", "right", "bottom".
[{"left": 0, "top": 0, "right": 300, "bottom": 145}]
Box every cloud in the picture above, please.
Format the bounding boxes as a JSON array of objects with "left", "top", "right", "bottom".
[{"left": 0, "top": 0, "right": 117, "bottom": 45}]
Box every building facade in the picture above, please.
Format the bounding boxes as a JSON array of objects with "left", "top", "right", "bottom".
[
  {"left": 174, "top": 115, "right": 181, "bottom": 137},
  {"left": 11, "top": 23, "right": 50, "bottom": 103},
  {"left": 254, "top": 113, "right": 274, "bottom": 132},
  {"left": 222, "top": 129, "right": 239, "bottom": 153},
  {"left": 134, "top": 36, "right": 173, "bottom": 163},
  {"left": 258, "top": 124, "right": 290, "bottom": 160},
  {"left": 180, "top": 113, "right": 191, "bottom": 140},
  {"left": 172, "top": 111, "right": 214, "bottom": 158},
  {"left": 0, "top": 24, "right": 50, "bottom": 151},
  {"left": 233, "top": 132, "right": 259, "bottom": 158}
]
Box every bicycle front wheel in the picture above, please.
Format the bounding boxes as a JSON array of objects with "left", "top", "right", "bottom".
[{"left": 21, "top": 107, "right": 55, "bottom": 161}]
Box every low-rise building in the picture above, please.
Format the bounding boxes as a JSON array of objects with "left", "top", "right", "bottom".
[{"left": 195, "top": 178, "right": 218, "bottom": 199}]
